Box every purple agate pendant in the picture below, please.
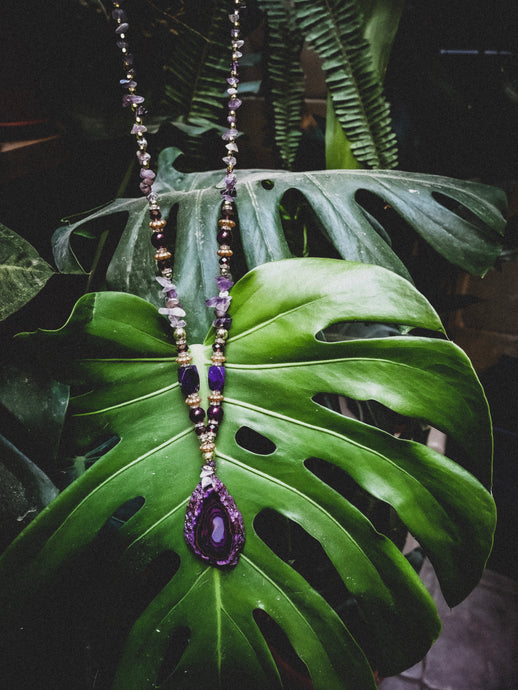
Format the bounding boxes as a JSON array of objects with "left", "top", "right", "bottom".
[{"left": 185, "top": 475, "right": 245, "bottom": 568}]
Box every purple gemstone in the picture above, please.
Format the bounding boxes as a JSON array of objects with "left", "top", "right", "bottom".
[
  {"left": 178, "top": 365, "right": 200, "bottom": 395},
  {"left": 208, "top": 405, "right": 224, "bottom": 423},
  {"left": 112, "top": 9, "right": 127, "bottom": 21},
  {"left": 184, "top": 477, "right": 245, "bottom": 567},
  {"left": 222, "top": 129, "right": 239, "bottom": 141},
  {"left": 115, "top": 22, "right": 129, "bottom": 34},
  {"left": 139, "top": 182, "right": 152, "bottom": 194},
  {"left": 116, "top": 40, "right": 129, "bottom": 50},
  {"left": 214, "top": 316, "right": 232, "bottom": 329},
  {"left": 208, "top": 366, "right": 225, "bottom": 391},
  {"left": 122, "top": 94, "right": 145, "bottom": 107},
  {"left": 228, "top": 98, "right": 242, "bottom": 109},
  {"left": 140, "top": 168, "right": 156, "bottom": 180},
  {"left": 217, "top": 229, "right": 231, "bottom": 244},
  {"left": 150, "top": 231, "right": 166, "bottom": 248},
  {"left": 189, "top": 406, "right": 206, "bottom": 423},
  {"left": 227, "top": 77, "right": 239, "bottom": 86},
  {"left": 215, "top": 275, "right": 234, "bottom": 291}
]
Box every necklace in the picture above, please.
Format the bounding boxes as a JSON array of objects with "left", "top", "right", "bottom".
[{"left": 111, "top": 0, "right": 245, "bottom": 568}]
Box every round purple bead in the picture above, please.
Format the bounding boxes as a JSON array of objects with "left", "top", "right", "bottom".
[{"left": 208, "top": 405, "right": 224, "bottom": 423}]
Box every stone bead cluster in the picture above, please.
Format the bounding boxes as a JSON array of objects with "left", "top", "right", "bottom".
[{"left": 221, "top": 0, "right": 245, "bottom": 202}]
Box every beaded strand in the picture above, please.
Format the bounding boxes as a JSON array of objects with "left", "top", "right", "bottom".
[{"left": 111, "top": 1, "right": 245, "bottom": 566}]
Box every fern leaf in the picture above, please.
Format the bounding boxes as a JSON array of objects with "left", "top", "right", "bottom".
[
  {"left": 259, "top": 0, "right": 305, "bottom": 169},
  {"left": 293, "top": 0, "right": 398, "bottom": 169},
  {"left": 161, "top": 0, "right": 228, "bottom": 163}
]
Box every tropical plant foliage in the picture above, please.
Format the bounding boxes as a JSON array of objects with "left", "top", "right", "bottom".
[
  {"left": 52, "top": 147, "right": 505, "bottom": 340},
  {"left": 0, "top": 259, "right": 495, "bottom": 689},
  {"left": 293, "top": 0, "right": 398, "bottom": 169},
  {"left": 258, "top": 0, "right": 305, "bottom": 169},
  {"left": 0, "top": 223, "right": 54, "bottom": 322}
]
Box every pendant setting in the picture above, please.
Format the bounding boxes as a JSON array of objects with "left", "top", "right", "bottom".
[{"left": 185, "top": 475, "right": 245, "bottom": 568}]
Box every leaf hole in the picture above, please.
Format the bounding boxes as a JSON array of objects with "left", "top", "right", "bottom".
[
  {"left": 235, "top": 426, "right": 276, "bottom": 455},
  {"left": 67, "top": 211, "right": 128, "bottom": 282},
  {"left": 159, "top": 202, "right": 179, "bottom": 250},
  {"left": 253, "top": 609, "right": 313, "bottom": 688},
  {"left": 305, "top": 458, "right": 407, "bottom": 549},
  {"left": 254, "top": 508, "right": 352, "bottom": 614},
  {"left": 279, "top": 188, "right": 342, "bottom": 259},
  {"left": 99, "top": 495, "right": 145, "bottom": 534},
  {"left": 156, "top": 626, "right": 191, "bottom": 686},
  {"left": 431, "top": 191, "right": 494, "bottom": 232},
  {"left": 56, "top": 434, "right": 120, "bottom": 488},
  {"left": 261, "top": 179, "right": 275, "bottom": 190},
  {"left": 254, "top": 508, "right": 389, "bottom": 668},
  {"left": 314, "top": 321, "right": 401, "bottom": 342},
  {"left": 354, "top": 188, "right": 421, "bottom": 266}
]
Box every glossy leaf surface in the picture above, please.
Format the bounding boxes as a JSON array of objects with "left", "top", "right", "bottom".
[
  {"left": 0, "top": 223, "right": 54, "bottom": 322},
  {"left": 52, "top": 148, "right": 505, "bottom": 341},
  {"left": 0, "top": 259, "right": 495, "bottom": 689}
]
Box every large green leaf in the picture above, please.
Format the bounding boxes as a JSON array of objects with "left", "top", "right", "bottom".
[
  {"left": 0, "top": 223, "right": 54, "bottom": 322},
  {"left": 52, "top": 147, "right": 505, "bottom": 340},
  {"left": 0, "top": 259, "right": 495, "bottom": 689}
]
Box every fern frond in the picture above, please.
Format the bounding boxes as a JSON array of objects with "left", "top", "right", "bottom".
[
  {"left": 259, "top": 0, "right": 305, "bottom": 169},
  {"left": 161, "top": 0, "right": 228, "bottom": 162},
  {"left": 293, "top": 0, "right": 398, "bottom": 169}
]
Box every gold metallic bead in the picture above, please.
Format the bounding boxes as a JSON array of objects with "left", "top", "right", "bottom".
[
  {"left": 186, "top": 393, "right": 202, "bottom": 406},
  {"left": 175, "top": 340, "right": 187, "bottom": 350},
  {"left": 216, "top": 328, "right": 228, "bottom": 340},
  {"left": 176, "top": 352, "right": 191, "bottom": 366},
  {"left": 211, "top": 352, "right": 226, "bottom": 365},
  {"left": 200, "top": 440, "right": 216, "bottom": 453},
  {"left": 209, "top": 391, "right": 224, "bottom": 404},
  {"left": 173, "top": 327, "right": 186, "bottom": 341},
  {"left": 217, "top": 246, "right": 233, "bottom": 258},
  {"left": 214, "top": 337, "right": 225, "bottom": 346},
  {"left": 203, "top": 451, "right": 215, "bottom": 462},
  {"left": 154, "top": 248, "right": 172, "bottom": 261},
  {"left": 149, "top": 219, "right": 167, "bottom": 230},
  {"left": 218, "top": 218, "right": 236, "bottom": 228}
]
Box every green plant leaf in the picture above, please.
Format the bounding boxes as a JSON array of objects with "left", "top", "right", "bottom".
[
  {"left": 0, "top": 224, "right": 54, "bottom": 322},
  {"left": 257, "top": 0, "right": 305, "bottom": 169},
  {"left": 293, "top": 0, "right": 398, "bottom": 169},
  {"left": 0, "top": 259, "right": 495, "bottom": 689},
  {"left": 52, "top": 148, "right": 505, "bottom": 340}
]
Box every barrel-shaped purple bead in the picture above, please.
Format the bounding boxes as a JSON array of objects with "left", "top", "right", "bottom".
[
  {"left": 208, "top": 365, "right": 225, "bottom": 391},
  {"left": 178, "top": 365, "right": 200, "bottom": 395}
]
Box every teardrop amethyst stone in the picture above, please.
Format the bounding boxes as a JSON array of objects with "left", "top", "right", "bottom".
[{"left": 184, "top": 477, "right": 245, "bottom": 567}]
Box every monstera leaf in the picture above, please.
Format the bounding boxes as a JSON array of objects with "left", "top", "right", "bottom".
[
  {"left": 52, "top": 148, "right": 505, "bottom": 340},
  {"left": 0, "top": 259, "right": 495, "bottom": 689}
]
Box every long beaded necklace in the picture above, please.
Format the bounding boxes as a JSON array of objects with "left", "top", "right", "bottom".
[{"left": 111, "top": 0, "right": 245, "bottom": 568}]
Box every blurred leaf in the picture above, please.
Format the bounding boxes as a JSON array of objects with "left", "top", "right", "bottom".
[{"left": 0, "top": 224, "right": 54, "bottom": 322}]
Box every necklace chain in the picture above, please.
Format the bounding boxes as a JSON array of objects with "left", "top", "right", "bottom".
[{"left": 111, "top": 0, "right": 246, "bottom": 567}]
